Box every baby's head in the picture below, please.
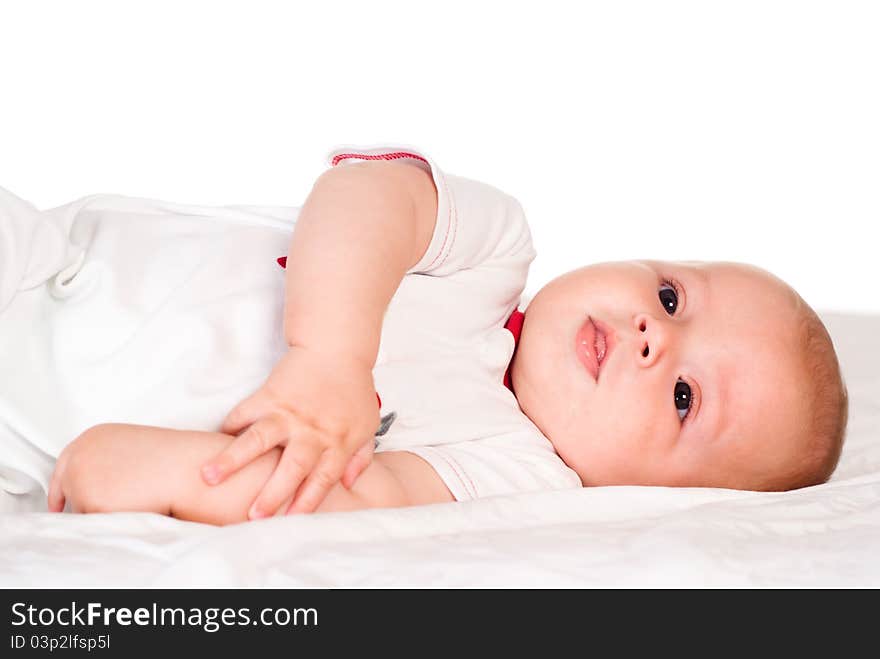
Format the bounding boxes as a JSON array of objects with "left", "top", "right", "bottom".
[{"left": 511, "top": 260, "right": 848, "bottom": 491}]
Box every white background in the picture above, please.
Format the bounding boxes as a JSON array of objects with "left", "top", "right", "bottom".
[{"left": 1, "top": 0, "right": 877, "bottom": 313}]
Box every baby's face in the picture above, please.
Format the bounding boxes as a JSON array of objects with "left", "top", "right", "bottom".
[{"left": 511, "top": 260, "right": 809, "bottom": 490}]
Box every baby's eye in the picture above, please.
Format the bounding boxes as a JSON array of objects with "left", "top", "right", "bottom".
[
  {"left": 674, "top": 379, "right": 692, "bottom": 421},
  {"left": 659, "top": 282, "right": 678, "bottom": 315}
]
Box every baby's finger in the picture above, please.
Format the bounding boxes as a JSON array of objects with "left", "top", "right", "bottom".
[
  {"left": 47, "top": 449, "right": 69, "bottom": 512},
  {"left": 203, "top": 416, "right": 284, "bottom": 485},
  {"left": 248, "top": 439, "right": 322, "bottom": 520},
  {"left": 219, "top": 396, "right": 265, "bottom": 436},
  {"left": 286, "top": 449, "right": 347, "bottom": 515},
  {"left": 47, "top": 469, "right": 65, "bottom": 513},
  {"left": 341, "top": 439, "right": 375, "bottom": 490}
]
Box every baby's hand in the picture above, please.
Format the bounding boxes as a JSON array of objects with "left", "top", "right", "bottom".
[
  {"left": 47, "top": 426, "right": 172, "bottom": 515},
  {"left": 47, "top": 432, "right": 82, "bottom": 513},
  {"left": 48, "top": 428, "right": 118, "bottom": 514},
  {"left": 202, "top": 345, "right": 381, "bottom": 518}
]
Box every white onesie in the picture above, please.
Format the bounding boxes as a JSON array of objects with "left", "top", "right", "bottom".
[{"left": 0, "top": 143, "right": 581, "bottom": 509}]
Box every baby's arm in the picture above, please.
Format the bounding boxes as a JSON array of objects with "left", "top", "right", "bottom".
[{"left": 48, "top": 423, "right": 454, "bottom": 525}]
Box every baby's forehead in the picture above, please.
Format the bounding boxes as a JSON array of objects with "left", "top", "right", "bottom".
[
  {"left": 703, "top": 325, "right": 809, "bottom": 459},
  {"left": 655, "top": 259, "right": 770, "bottom": 280},
  {"left": 668, "top": 261, "right": 804, "bottom": 381},
  {"left": 658, "top": 260, "right": 795, "bottom": 302},
  {"left": 716, "top": 341, "right": 811, "bottom": 473}
]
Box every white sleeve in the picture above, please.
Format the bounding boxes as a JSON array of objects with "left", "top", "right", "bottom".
[
  {"left": 324, "top": 144, "right": 537, "bottom": 279},
  {"left": 404, "top": 433, "right": 583, "bottom": 502}
]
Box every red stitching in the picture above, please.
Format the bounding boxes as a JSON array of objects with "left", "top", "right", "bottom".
[
  {"left": 284, "top": 149, "right": 457, "bottom": 272},
  {"left": 331, "top": 150, "right": 454, "bottom": 273},
  {"left": 413, "top": 169, "right": 454, "bottom": 272},
  {"left": 435, "top": 450, "right": 477, "bottom": 499},
  {"left": 330, "top": 151, "right": 430, "bottom": 167},
  {"left": 433, "top": 174, "right": 457, "bottom": 271}
]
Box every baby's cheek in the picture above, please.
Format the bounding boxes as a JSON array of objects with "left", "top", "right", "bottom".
[
  {"left": 597, "top": 391, "right": 666, "bottom": 452},
  {"left": 551, "top": 431, "right": 593, "bottom": 482}
]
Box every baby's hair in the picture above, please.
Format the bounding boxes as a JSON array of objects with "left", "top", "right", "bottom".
[{"left": 763, "top": 294, "right": 849, "bottom": 491}]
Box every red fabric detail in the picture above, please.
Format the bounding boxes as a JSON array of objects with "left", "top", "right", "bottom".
[
  {"left": 503, "top": 308, "right": 525, "bottom": 395},
  {"left": 275, "top": 149, "right": 428, "bottom": 269},
  {"left": 330, "top": 151, "right": 429, "bottom": 167}
]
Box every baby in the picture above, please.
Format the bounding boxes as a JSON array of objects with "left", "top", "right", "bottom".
[{"left": 45, "top": 145, "right": 849, "bottom": 525}]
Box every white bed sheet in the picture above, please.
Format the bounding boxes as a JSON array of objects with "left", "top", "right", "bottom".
[{"left": 1, "top": 311, "right": 878, "bottom": 587}]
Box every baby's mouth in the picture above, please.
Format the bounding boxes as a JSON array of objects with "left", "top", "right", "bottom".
[
  {"left": 575, "top": 316, "right": 616, "bottom": 382},
  {"left": 594, "top": 328, "right": 607, "bottom": 363},
  {"left": 593, "top": 318, "right": 616, "bottom": 375}
]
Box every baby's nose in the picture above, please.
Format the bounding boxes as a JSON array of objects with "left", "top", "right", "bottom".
[{"left": 633, "top": 313, "right": 668, "bottom": 366}]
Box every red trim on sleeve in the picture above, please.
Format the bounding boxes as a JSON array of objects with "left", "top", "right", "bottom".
[
  {"left": 330, "top": 151, "right": 429, "bottom": 167},
  {"left": 275, "top": 150, "right": 429, "bottom": 269}
]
